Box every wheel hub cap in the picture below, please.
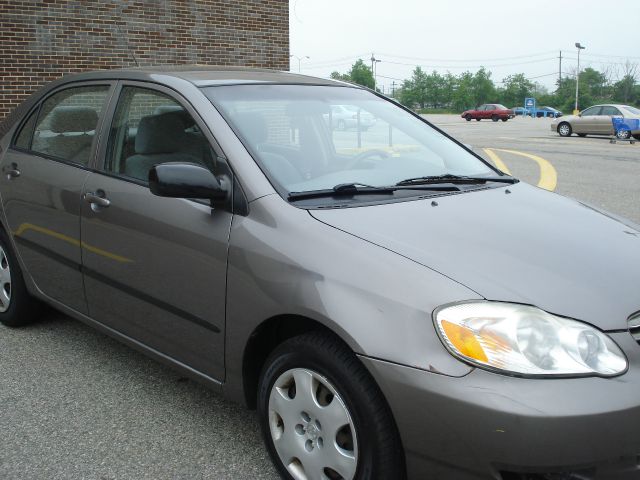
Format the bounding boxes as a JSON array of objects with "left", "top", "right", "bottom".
[{"left": 268, "top": 368, "right": 358, "bottom": 480}]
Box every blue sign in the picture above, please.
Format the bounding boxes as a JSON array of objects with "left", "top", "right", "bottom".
[{"left": 525, "top": 97, "right": 536, "bottom": 109}]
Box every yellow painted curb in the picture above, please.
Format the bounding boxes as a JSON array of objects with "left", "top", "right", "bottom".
[
  {"left": 494, "top": 148, "right": 557, "bottom": 191},
  {"left": 482, "top": 148, "right": 511, "bottom": 175}
]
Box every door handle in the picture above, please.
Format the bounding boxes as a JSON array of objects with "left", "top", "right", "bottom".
[
  {"left": 84, "top": 190, "right": 111, "bottom": 210},
  {"left": 3, "top": 163, "right": 20, "bottom": 180}
]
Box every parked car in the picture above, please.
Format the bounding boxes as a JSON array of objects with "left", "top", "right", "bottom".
[
  {"left": 2, "top": 67, "right": 640, "bottom": 480},
  {"left": 536, "top": 106, "right": 563, "bottom": 118},
  {"left": 325, "top": 104, "right": 376, "bottom": 131},
  {"left": 551, "top": 104, "right": 640, "bottom": 139},
  {"left": 511, "top": 106, "right": 526, "bottom": 116},
  {"left": 461, "top": 104, "right": 514, "bottom": 122}
]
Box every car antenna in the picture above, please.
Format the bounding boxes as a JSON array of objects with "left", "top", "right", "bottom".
[{"left": 116, "top": 24, "right": 140, "bottom": 67}]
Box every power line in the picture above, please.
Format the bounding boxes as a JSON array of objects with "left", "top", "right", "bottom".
[
  {"left": 376, "top": 50, "right": 558, "bottom": 63},
  {"left": 381, "top": 56, "right": 559, "bottom": 69}
]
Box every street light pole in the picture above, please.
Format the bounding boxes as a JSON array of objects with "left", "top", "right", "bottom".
[
  {"left": 289, "top": 55, "right": 310, "bottom": 73},
  {"left": 574, "top": 42, "right": 585, "bottom": 114}
]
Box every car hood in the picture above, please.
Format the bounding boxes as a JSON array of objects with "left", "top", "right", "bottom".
[{"left": 309, "top": 182, "right": 640, "bottom": 330}]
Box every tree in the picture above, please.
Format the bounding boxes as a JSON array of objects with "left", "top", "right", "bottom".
[
  {"left": 329, "top": 59, "right": 374, "bottom": 89},
  {"left": 348, "top": 59, "right": 375, "bottom": 89},
  {"left": 471, "top": 67, "right": 496, "bottom": 106},
  {"left": 499, "top": 73, "right": 534, "bottom": 107},
  {"left": 330, "top": 71, "right": 350, "bottom": 82}
]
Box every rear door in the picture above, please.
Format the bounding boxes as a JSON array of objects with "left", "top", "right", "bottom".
[
  {"left": 0, "top": 83, "right": 113, "bottom": 313},
  {"left": 80, "top": 82, "right": 232, "bottom": 379},
  {"left": 600, "top": 106, "right": 622, "bottom": 135}
]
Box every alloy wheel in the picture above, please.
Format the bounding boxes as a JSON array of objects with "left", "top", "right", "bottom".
[
  {"left": 268, "top": 368, "right": 358, "bottom": 480},
  {"left": 0, "top": 246, "right": 12, "bottom": 312}
]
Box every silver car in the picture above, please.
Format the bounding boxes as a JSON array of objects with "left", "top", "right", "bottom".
[
  {"left": 551, "top": 103, "right": 640, "bottom": 139},
  {"left": 1, "top": 67, "right": 639, "bottom": 480},
  {"left": 326, "top": 104, "right": 376, "bottom": 130}
]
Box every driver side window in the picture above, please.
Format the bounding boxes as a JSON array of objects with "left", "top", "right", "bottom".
[
  {"left": 582, "top": 106, "right": 601, "bottom": 116},
  {"left": 105, "top": 86, "right": 215, "bottom": 182}
]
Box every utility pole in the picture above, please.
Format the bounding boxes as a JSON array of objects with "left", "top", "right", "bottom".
[
  {"left": 558, "top": 50, "right": 562, "bottom": 84},
  {"left": 370, "top": 53, "right": 381, "bottom": 91},
  {"left": 391, "top": 81, "right": 396, "bottom": 97}
]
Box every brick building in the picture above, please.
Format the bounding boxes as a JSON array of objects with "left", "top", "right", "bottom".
[{"left": 0, "top": 0, "right": 290, "bottom": 119}]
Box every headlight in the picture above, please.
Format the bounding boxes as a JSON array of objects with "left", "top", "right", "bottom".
[{"left": 434, "top": 302, "right": 627, "bottom": 377}]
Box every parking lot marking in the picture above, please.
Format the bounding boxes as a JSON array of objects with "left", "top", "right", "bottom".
[
  {"left": 482, "top": 148, "right": 512, "bottom": 175},
  {"left": 494, "top": 148, "right": 557, "bottom": 191}
]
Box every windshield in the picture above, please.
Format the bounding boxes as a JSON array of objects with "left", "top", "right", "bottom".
[
  {"left": 495, "top": 104, "right": 508, "bottom": 110},
  {"left": 204, "top": 85, "right": 496, "bottom": 195}
]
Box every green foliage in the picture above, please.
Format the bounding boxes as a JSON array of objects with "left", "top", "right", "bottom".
[
  {"left": 333, "top": 61, "right": 639, "bottom": 113},
  {"left": 330, "top": 59, "right": 375, "bottom": 89},
  {"left": 499, "top": 73, "right": 535, "bottom": 108}
]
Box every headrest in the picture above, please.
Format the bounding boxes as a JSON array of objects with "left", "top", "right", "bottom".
[
  {"left": 153, "top": 105, "right": 185, "bottom": 116},
  {"left": 232, "top": 112, "right": 268, "bottom": 144},
  {"left": 50, "top": 106, "right": 99, "bottom": 133},
  {"left": 135, "top": 114, "right": 188, "bottom": 155}
]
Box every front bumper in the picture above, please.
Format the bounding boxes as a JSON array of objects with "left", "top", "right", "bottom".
[{"left": 360, "top": 332, "right": 640, "bottom": 480}]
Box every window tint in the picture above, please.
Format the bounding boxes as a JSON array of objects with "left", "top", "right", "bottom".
[
  {"left": 13, "top": 108, "right": 38, "bottom": 150},
  {"left": 486, "top": 105, "right": 496, "bottom": 111},
  {"left": 105, "top": 87, "right": 215, "bottom": 182},
  {"left": 581, "top": 106, "right": 602, "bottom": 116},
  {"left": 601, "top": 106, "right": 621, "bottom": 116},
  {"left": 31, "top": 85, "right": 109, "bottom": 165}
]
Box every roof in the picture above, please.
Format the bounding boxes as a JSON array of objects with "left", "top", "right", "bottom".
[{"left": 52, "top": 65, "right": 351, "bottom": 88}]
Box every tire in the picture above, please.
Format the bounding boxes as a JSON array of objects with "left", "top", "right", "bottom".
[
  {"left": 465, "top": 115, "right": 472, "bottom": 122},
  {"left": 501, "top": 118, "right": 508, "bottom": 122},
  {"left": 0, "top": 228, "right": 42, "bottom": 327},
  {"left": 577, "top": 133, "right": 587, "bottom": 138},
  {"left": 476, "top": 118, "right": 481, "bottom": 121},
  {"left": 258, "top": 332, "right": 405, "bottom": 480},
  {"left": 557, "top": 122, "right": 572, "bottom": 137},
  {"left": 616, "top": 129, "right": 631, "bottom": 140},
  {"left": 337, "top": 120, "right": 346, "bottom": 131},
  {"left": 491, "top": 115, "right": 499, "bottom": 122},
  {"left": 633, "top": 134, "right": 640, "bottom": 141}
]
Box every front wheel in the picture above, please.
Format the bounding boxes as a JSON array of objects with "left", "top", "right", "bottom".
[
  {"left": 501, "top": 118, "right": 508, "bottom": 122},
  {"left": 558, "top": 122, "right": 572, "bottom": 137},
  {"left": 465, "top": 115, "right": 472, "bottom": 122},
  {"left": 491, "top": 115, "right": 499, "bottom": 122},
  {"left": 0, "top": 228, "right": 42, "bottom": 327},
  {"left": 258, "top": 332, "right": 405, "bottom": 480},
  {"left": 476, "top": 118, "right": 481, "bottom": 121}
]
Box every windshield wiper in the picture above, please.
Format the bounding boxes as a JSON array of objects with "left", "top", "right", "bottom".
[
  {"left": 287, "top": 182, "right": 458, "bottom": 201},
  {"left": 396, "top": 174, "right": 518, "bottom": 186}
]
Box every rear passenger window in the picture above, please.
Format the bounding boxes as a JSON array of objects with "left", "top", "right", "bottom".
[
  {"left": 31, "top": 86, "right": 109, "bottom": 165},
  {"left": 105, "top": 86, "right": 214, "bottom": 183},
  {"left": 13, "top": 108, "right": 38, "bottom": 150}
]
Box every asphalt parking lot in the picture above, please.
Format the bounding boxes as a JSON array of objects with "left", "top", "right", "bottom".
[{"left": 1, "top": 115, "right": 639, "bottom": 480}]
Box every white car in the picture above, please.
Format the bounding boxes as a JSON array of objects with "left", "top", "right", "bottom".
[
  {"left": 551, "top": 104, "right": 640, "bottom": 139},
  {"left": 325, "top": 104, "right": 376, "bottom": 131}
]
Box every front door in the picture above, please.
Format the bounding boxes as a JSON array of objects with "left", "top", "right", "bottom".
[
  {"left": 0, "top": 83, "right": 112, "bottom": 313},
  {"left": 80, "top": 84, "right": 232, "bottom": 379}
]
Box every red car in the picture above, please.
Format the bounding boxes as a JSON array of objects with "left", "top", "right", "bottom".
[{"left": 462, "top": 104, "right": 514, "bottom": 122}]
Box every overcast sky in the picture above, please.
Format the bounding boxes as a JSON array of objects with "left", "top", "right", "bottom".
[{"left": 289, "top": 0, "right": 640, "bottom": 94}]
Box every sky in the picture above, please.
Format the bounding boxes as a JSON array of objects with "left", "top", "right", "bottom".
[{"left": 289, "top": 0, "right": 640, "bottom": 94}]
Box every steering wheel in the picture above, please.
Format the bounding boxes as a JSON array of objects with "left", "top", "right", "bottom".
[{"left": 345, "top": 149, "right": 390, "bottom": 169}]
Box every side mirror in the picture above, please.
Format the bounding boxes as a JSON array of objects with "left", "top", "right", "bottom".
[{"left": 149, "top": 162, "right": 229, "bottom": 204}]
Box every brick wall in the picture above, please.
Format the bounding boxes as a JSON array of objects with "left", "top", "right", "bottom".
[{"left": 0, "top": 0, "right": 289, "bottom": 120}]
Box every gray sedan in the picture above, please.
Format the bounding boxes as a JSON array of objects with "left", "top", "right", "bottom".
[{"left": 1, "top": 67, "right": 639, "bottom": 480}]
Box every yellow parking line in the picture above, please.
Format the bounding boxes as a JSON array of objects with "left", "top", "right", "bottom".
[
  {"left": 483, "top": 148, "right": 511, "bottom": 175},
  {"left": 494, "top": 148, "right": 557, "bottom": 191}
]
